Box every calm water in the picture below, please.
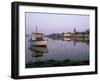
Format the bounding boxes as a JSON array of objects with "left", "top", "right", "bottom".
[{"left": 25, "top": 36, "right": 89, "bottom": 67}]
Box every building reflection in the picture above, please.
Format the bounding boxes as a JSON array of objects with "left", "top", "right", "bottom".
[
  {"left": 62, "top": 37, "right": 89, "bottom": 45},
  {"left": 46, "top": 28, "right": 89, "bottom": 45},
  {"left": 47, "top": 36, "right": 89, "bottom": 45}
]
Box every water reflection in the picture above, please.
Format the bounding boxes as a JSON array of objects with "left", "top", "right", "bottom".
[
  {"left": 48, "top": 36, "right": 89, "bottom": 45},
  {"left": 29, "top": 45, "right": 48, "bottom": 58},
  {"left": 63, "top": 37, "right": 89, "bottom": 46},
  {"left": 26, "top": 36, "right": 89, "bottom": 68}
]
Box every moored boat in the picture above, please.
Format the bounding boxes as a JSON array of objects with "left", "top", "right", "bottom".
[{"left": 30, "top": 26, "right": 47, "bottom": 46}]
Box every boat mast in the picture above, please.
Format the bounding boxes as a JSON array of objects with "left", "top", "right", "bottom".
[{"left": 35, "top": 25, "right": 37, "bottom": 33}]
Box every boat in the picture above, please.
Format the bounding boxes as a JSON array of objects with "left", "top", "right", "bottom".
[{"left": 30, "top": 26, "right": 47, "bottom": 46}]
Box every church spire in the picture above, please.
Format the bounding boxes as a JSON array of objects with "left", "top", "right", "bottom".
[{"left": 74, "top": 28, "right": 76, "bottom": 33}]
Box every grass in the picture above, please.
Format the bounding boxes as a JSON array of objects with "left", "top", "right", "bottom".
[{"left": 26, "top": 59, "right": 89, "bottom": 68}]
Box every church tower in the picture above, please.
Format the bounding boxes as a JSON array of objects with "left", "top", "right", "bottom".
[{"left": 74, "top": 28, "right": 76, "bottom": 33}]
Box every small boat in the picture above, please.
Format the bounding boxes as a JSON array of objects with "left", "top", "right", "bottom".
[{"left": 30, "top": 26, "right": 47, "bottom": 46}]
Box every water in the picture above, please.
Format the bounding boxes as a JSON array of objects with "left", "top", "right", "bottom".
[{"left": 25, "top": 36, "right": 89, "bottom": 68}]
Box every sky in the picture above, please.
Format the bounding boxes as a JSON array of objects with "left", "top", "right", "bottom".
[{"left": 25, "top": 12, "right": 90, "bottom": 35}]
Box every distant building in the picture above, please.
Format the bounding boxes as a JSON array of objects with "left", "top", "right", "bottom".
[
  {"left": 63, "top": 32, "right": 72, "bottom": 37},
  {"left": 76, "top": 33, "right": 84, "bottom": 37},
  {"left": 74, "top": 28, "right": 76, "bottom": 33},
  {"left": 84, "top": 34, "right": 89, "bottom": 37},
  {"left": 47, "top": 28, "right": 89, "bottom": 38},
  {"left": 62, "top": 28, "right": 89, "bottom": 38}
]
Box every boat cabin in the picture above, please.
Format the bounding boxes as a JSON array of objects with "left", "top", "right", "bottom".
[{"left": 32, "top": 32, "right": 44, "bottom": 40}]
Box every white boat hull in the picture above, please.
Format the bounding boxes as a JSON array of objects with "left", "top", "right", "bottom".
[{"left": 30, "top": 40, "right": 47, "bottom": 46}]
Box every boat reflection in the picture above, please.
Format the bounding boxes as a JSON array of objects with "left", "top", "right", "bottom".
[{"left": 29, "top": 45, "right": 48, "bottom": 58}]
